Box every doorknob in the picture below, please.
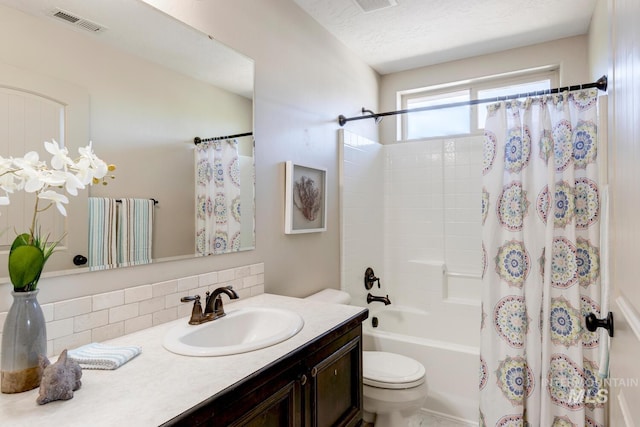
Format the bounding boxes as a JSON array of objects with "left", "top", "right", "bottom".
[
  {"left": 585, "top": 312, "right": 614, "bottom": 337},
  {"left": 73, "top": 255, "right": 88, "bottom": 266}
]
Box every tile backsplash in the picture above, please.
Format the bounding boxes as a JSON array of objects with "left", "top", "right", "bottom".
[{"left": 0, "top": 263, "right": 264, "bottom": 358}]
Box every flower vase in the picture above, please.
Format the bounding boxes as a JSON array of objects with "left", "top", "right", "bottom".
[{"left": 1, "top": 290, "right": 47, "bottom": 393}]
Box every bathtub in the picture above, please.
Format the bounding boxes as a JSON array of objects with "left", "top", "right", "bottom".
[{"left": 362, "top": 304, "right": 480, "bottom": 424}]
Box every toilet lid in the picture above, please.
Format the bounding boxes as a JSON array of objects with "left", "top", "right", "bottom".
[{"left": 363, "top": 351, "right": 426, "bottom": 389}]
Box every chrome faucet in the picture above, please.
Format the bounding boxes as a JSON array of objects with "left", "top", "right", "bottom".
[
  {"left": 367, "top": 293, "right": 391, "bottom": 305},
  {"left": 181, "top": 285, "right": 239, "bottom": 325}
]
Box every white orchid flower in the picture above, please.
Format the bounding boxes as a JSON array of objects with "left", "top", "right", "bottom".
[
  {"left": 77, "top": 142, "right": 108, "bottom": 180},
  {"left": 12, "top": 151, "right": 43, "bottom": 191},
  {"left": 77, "top": 143, "right": 98, "bottom": 167},
  {"left": 44, "top": 140, "right": 73, "bottom": 170},
  {"left": 40, "top": 170, "right": 67, "bottom": 186},
  {"left": 0, "top": 155, "right": 13, "bottom": 171},
  {"left": 26, "top": 180, "right": 46, "bottom": 193},
  {"left": 22, "top": 167, "right": 66, "bottom": 193},
  {"left": 0, "top": 172, "right": 19, "bottom": 193},
  {"left": 38, "top": 190, "right": 69, "bottom": 216},
  {"left": 73, "top": 157, "right": 95, "bottom": 185},
  {"left": 2, "top": 140, "right": 112, "bottom": 292},
  {"left": 0, "top": 140, "right": 110, "bottom": 219},
  {"left": 92, "top": 158, "right": 108, "bottom": 179},
  {"left": 24, "top": 174, "right": 46, "bottom": 193},
  {"left": 13, "top": 151, "right": 41, "bottom": 168},
  {"left": 61, "top": 171, "right": 85, "bottom": 196}
]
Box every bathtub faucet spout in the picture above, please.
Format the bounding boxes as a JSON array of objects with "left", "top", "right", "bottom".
[{"left": 367, "top": 293, "right": 391, "bottom": 305}]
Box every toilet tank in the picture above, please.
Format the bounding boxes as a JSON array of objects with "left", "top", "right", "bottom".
[{"left": 305, "top": 289, "right": 352, "bottom": 304}]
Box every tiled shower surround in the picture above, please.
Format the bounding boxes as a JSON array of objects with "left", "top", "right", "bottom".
[
  {"left": 0, "top": 263, "right": 264, "bottom": 358},
  {"left": 384, "top": 136, "right": 483, "bottom": 276},
  {"left": 341, "top": 129, "right": 483, "bottom": 305}
]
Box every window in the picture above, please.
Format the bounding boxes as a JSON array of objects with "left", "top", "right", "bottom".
[
  {"left": 404, "top": 90, "right": 470, "bottom": 139},
  {"left": 399, "top": 70, "right": 557, "bottom": 141}
]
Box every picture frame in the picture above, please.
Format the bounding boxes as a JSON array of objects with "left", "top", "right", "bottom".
[{"left": 284, "top": 161, "right": 327, "bottom": 234}]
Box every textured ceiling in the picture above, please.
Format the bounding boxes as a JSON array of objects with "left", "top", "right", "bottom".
[{"left": 294, "top": 0, "right": 598, "bottom": 74}]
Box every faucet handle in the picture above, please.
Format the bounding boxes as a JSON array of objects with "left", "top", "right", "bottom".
[
  {"left": 181, "top": 295, "right": 204, "bottom": 325},
  {"left": 364, "top": 267, "right": 381, "bottom": 290},
  {"left": 181, "top": 295, "right": 200, "bottom": 303}
]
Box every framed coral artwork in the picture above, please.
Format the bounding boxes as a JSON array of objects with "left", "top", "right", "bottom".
[{"left": 284, "top": 161, "right": 327, "bottom": 234}]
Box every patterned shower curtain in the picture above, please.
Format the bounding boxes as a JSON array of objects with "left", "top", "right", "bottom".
[
  {"left": 195, "top": 139, "right": 242, "bottom": 255},
  {"left": 479, "top": 88, "right": 605, "bottom": 426}
]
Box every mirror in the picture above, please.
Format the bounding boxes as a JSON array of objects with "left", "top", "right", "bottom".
[{"left": 0, "top": 0, "right": 255, "bottom": 276}]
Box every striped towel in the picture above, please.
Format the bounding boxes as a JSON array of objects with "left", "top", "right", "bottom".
[
  {"left": 117, "top": 198, "right": 154, "bottom": 266},
  {"left": 68, "top": 343, "right": 142, "bottom": 370},
  {"left": 88, "top": 198, "right": 118, "bottom": 269}
]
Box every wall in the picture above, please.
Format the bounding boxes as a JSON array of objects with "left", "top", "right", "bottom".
[
  {"left": 587, "top": 0, "right": 610, "bottom": 81},
  {"left": 0, "top": 0, "right": 380, "bottom": 310},
  {"left": 140, "top": 0, "right": 380, "bottom": 299}
]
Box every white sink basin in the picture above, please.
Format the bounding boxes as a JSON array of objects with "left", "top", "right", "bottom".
[{"left": 163, "top": 307, "right": 304, "bottom": 356}]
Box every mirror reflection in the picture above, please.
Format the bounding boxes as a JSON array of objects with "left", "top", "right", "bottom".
[{"left": 0, "top": 0, "right": 255, "bottom": 276}]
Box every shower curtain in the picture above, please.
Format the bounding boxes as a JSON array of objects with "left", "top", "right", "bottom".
[
  {"left": 479, "top": 89, "right": 605, "bottom": 426},
  {"left": 195, "top": 139, "right": 242, "bottom": 255}
]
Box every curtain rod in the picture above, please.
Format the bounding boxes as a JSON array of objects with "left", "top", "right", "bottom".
[
  {"left": 338, "top": 75, "right": 608, "bottom": 127},
  {"left": 116, "top": 198, "right": 158, "bottom": 205},
  {"left": 194, "top": 132, "right": 253, "bottom": 145}
]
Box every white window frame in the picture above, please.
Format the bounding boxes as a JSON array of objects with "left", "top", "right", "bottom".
[{"left": 397, "top": 68, "right": 559, "bottom": 142}]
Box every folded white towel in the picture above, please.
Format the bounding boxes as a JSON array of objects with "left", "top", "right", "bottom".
[{"left": 68, "top": 343, "right": 142, "bottom": 370}]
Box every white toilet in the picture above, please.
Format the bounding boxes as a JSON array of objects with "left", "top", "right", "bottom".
[{"left": 305, "top": 289, "right": 428, "bottom": 427}]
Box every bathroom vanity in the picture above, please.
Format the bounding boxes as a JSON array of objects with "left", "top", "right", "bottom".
[
  {"left": 0, "top": 293, "right": 368, "bottom": 426},
  {"left": 167, "top": 308, "right": 364, "bottom": 426}
]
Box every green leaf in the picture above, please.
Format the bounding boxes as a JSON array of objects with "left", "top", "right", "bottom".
[
  {"left": 9, "top": 244, "right": 44, "bottom": 290},
  {"left": 10, "top": 233, "right": 32, "bottom": 252}
]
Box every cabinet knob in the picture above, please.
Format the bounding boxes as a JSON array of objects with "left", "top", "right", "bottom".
[
  {"left": 300, "top": 374, "right": 307, "bottom": 386},
  {"left": 310, "top": 367, "right": 318, "bottom": 377}
]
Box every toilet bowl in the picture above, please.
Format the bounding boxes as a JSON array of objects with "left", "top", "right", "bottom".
[
  {"left": 305, "top": 289, "right": 428, "bottom": 427},
  {"left": 362, "top": 350, "right": 428, "bottom": 427}
]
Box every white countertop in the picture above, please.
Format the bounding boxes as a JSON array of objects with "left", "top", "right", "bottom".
[{"left": 0, "top": 293, "right": 367, "bottom": 426}]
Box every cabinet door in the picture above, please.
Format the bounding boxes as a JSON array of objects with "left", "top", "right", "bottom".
[
  {"left": 308, "top": 334, "right": 362, "bottom": 427},
  {"left": 230, "top": 380, "right": 299, "bottom": 427},
  {"left": 170, "top": 362, "right": 303, "bottom": 427}
]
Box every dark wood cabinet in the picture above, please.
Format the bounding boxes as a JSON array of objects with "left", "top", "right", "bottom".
[
  {"left": 306, "top": 333, "right": 362, "bottom": 427},
  {"left": 163, "top": 311, "right": 367, "bottom": 427},
  {"left": 231, "top": 379, "right": 300, "bottom": 427}
]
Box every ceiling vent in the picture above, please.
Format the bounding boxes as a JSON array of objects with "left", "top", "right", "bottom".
[
  {"left": 353, "top": 0, "right": 398, "bottom": 13},
  {"left": 47, "top": 8, "right": 107, "bottom": 33}
]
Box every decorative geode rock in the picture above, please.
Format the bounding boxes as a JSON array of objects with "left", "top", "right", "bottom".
[{"left": 36, "top": 349, "right": 82, "bottom": 405}]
